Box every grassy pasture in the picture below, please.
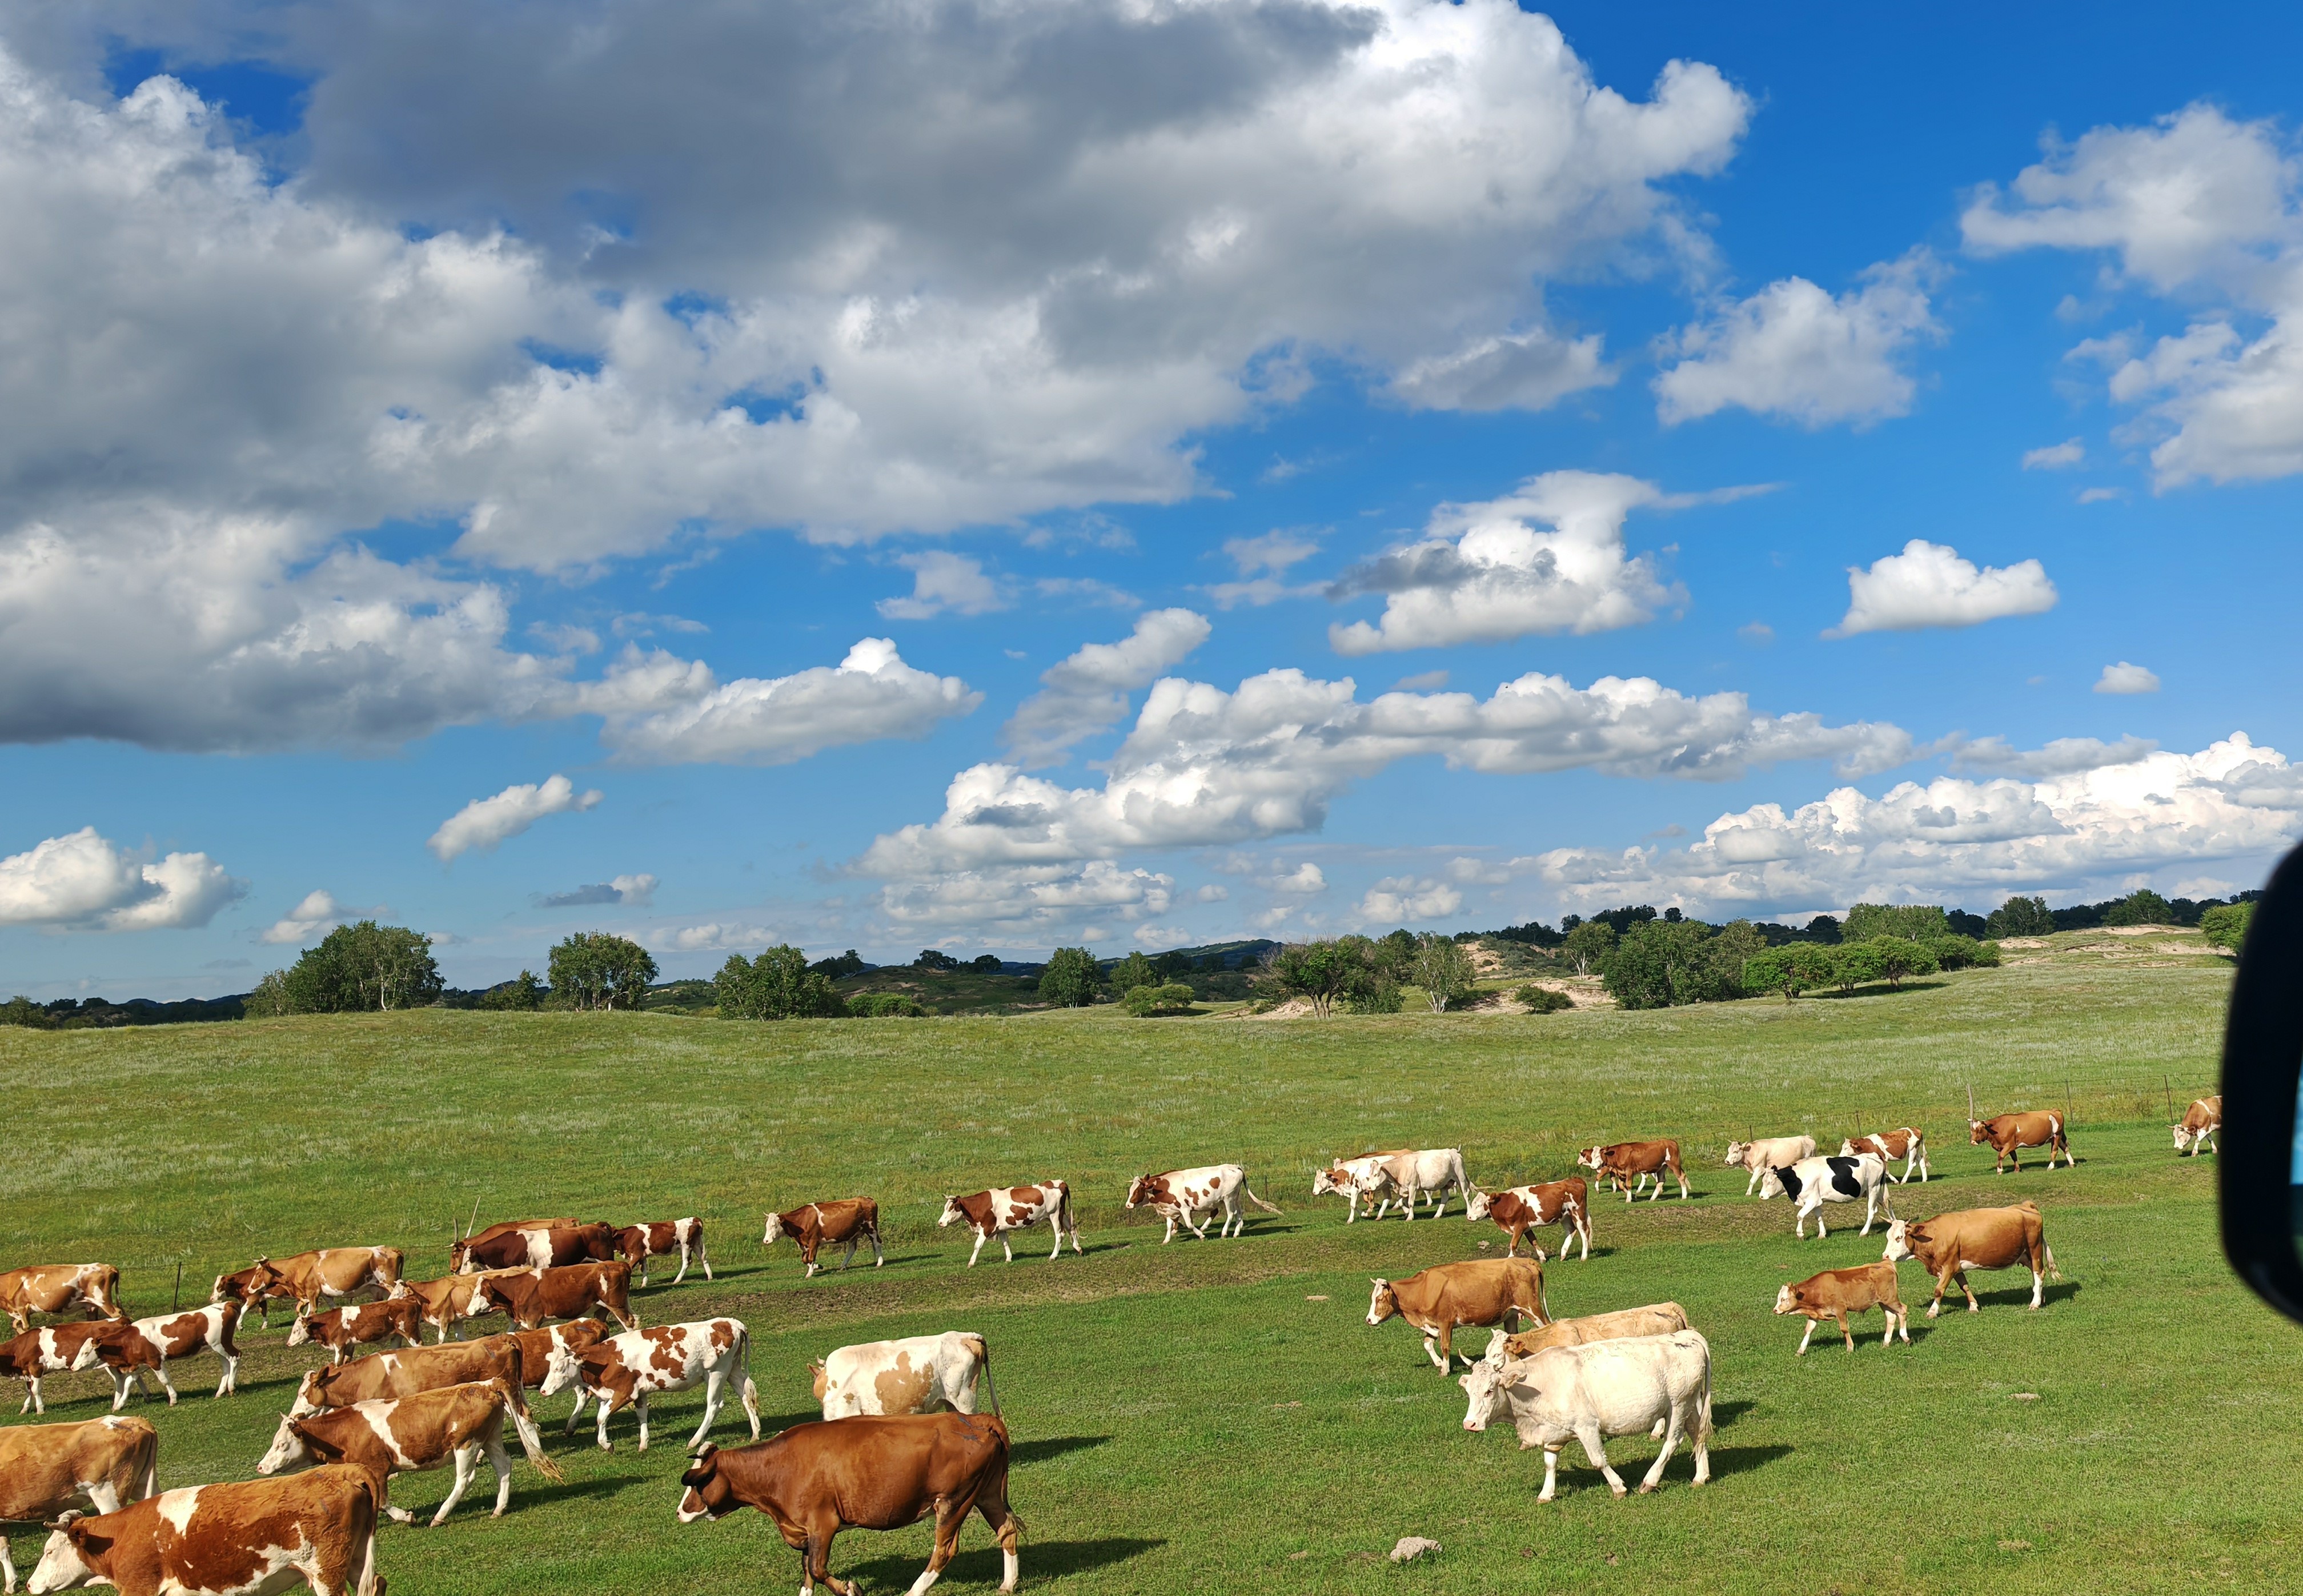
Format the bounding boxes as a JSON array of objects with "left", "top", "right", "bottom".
[{"left": 1, "top": 932, "right": 2292, "bottom": 1595}]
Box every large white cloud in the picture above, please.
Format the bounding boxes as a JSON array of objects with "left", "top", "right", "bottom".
[
  {"left": 0, "top": 827, "right": 243, "bottom": 931},
  {"left": 1826, "top": 539, "right": 2057, "bottom": 637},
  {"left": 1652, "top": 252, "right": 1940, "bottom": 428},
  {"left": 427, "top": 775, "right": 603, "bottom": 862},
  {"left": 260, "top": 888, "right": 377, "bottom": 945},
  {"left": 1001, "top": 608, "right": 1212, "bottom": 768},
  {"left": 1530, "top": 733, "right": 2297, "bottom": 915}
]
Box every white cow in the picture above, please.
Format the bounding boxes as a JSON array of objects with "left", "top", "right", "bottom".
[
  {"left": 810, "top": 1332, "right": 995, "bottom": 1420},
  {"left": 72, "top": 1304, "right": 241, "bottom": 1405},
  {"left": 1374, "top": 1148, "right": 1472, "bottom": 1220},
  {"left": 540, "top": 1320, "right": 760, "bottom": 1454},
  {"left": 1723, "top": 1136, "right": 1817, "bottom": 1197},
  {"left": 1124, "top": 1165, "right": 1282, "bottom": 1242},
  {"left": 937, "top": 1183, "right": 1081, "bottom": 1267},
  {"left": 1313, "top": 1156, "right": 1400, "bottom": 1223},
  {"left": 1758, "top": 1153, "right": 1891, "bottom": 1238},
  {"left": 1459, "top": 1330, "right": 1713, "bottom": 1502}
]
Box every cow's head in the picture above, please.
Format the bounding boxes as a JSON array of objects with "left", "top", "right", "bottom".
[
  {"left": 1772, "top": 1283, "right": 1807, "bottom": 1316},
  {"left": 936, "top": 1197, "right": 968, "bottom": 1229},
  {"left": 1837, "top": 1138, "right": 1861, "bottom": 1157},
  {"left": 1723, "top": 1141, "right": 1751, "bottom": 1166},
  {"left": 1457, "top": 1358, "right": 1510, "bottom": 1432},
  {"left": 448, "top": 1238, "right": 474, "bottom": 1272},
  {"left": 1574, "top": 1146, "right": 1602, "bottom": 1169},
  {"left": 255, "top": 1413, "right": 318, "bottom": 1476},
  {"left": 2171, "top": 1124, "right": 2196, "bottom": 1151},
  {"left": 1756, "top": 1165, "right": 1790, "bottom": 1200},
  {"left": 1881, "top": 1219, "right": 1917, "bottom": 1262},
  {"left": 808, "top": 1360, "right": 829, "bottom": 1401},
  {"left": 288, "top": 1370, "right": 327, "bottom": 1419},
  {"left": 1366, "top": 1279, "right": 1399, "bottom": 1326},
  {"left": 26, "top": 1514, "right": 105, "bottom": 1593},
  {"left": 1311, "top": 1166, "right": 1346, "bottom": 1198},
  {"left": 1124, "top": 1176, "right": 1161, "bottom": 1209},
  {"left": 1465, "top": 1188, "right": 1492, "bottom": 1222},
  {"left": 560, "top": 1320, "right": 611, "bottom": 1356},
  {"left": 284, "top": 1316, "right": 315, "bottom": 1349},
  {"left": 1968, "top": 1120, "right": 1989, "bottom": 1143},
  {"left": 537, "top": 1346, "right": 585, "bottom": 1398},
  {"left": 760, "top": 1212, "right": 787, "bottom": 1246},
  {"left": 676, "top": 1445, "right": 737, "bottom": 1523},
  {"left": 64, "top": 1333, "right": 105, "bottom": 1373}
]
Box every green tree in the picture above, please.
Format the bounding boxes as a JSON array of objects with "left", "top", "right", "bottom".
[
  {"left": 1121, "top": 983, "right": 1196, "bottom": 1017},
  {"left": 1038, "top": 947, "right": 1104, "bottom": 1007},
  {"left": 1411, "top": 932, "right": 1476, "bottom": 1013},
  {"left": 283, "top": 921, "right": 443, "bottom": 1013},
  {"left": 1264, "top": 938, "right": 1382, "bottom": 1017},
  {"left": 2103, "top": 888, "right": 2174, "bottom": 927},
  {"left": 1746, "top": 943, "right": 1834, "bottom": 1001},
  {"left": 550, "top": 931, "right": 657, "bottom": 1011},
  {"left": 480, "top": 970, "right": 547, "bottom": 1010},
  {"left": 1600, "top": 920, "right": 1719, "bottom": 1009},
  {"left": 715, "top": 944, "right": 840, "bottom": 1020},
  {"left": 1827, "top": 940, "right": 1885, "bottom": 993},
  {"left": 1865, "top": 936, "right": 1940, "bottom": 989},
  {"left": 914, "top": 948, "right": 961, "bottom": 971},
  {"left": 970, "top": 954, "right": 1004, "bottom": 972},
  {"left": 1923, "top": 935, "right": 1998, "bottom": 971},
  {"left": 2200, "top": 901, "right": 2254, "bottom": 954},
  {"left": 1986, "top": 895, "right": 2055, "bottom": 937},
  {"left": 240, "top": 971, "right": 291, "bottom": 1018},
  {"left": 1843, "top": 903, "right": 1951, "bottom": 942},
  {"left": 1109, "top": 951, "right": 1158, "bottom": 995},
  {"left": 1706, "top": 920, "right": 1768, "bottom": 994},
  {"left": 1371, "top": 929, "right": 1419, "bottom": 985},
  {"left": 1, "top": 995, "right": 49, "bottom": 1028},
  {"left": 1562, "top": 920, "right": 1617, "bottom": 977}
]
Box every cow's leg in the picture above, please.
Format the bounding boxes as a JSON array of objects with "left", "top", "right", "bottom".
[
  {"left": 965, "top": 1231, "right": 987, "bottom": 1268},
  {"left": 981, "top": 1494, "right": 1022, "bottom": 1594},
  {"left": 1535, "top": 1446, "right": 1563, "bottom": 1503},
  {"left": 594, "top": 1390, "right": 617, "bottom": 1451},
  {"left": 805, "top": 1517, "right": 852, "bottom": 1596},
  {"left": 688, "top": 1370, "right": 726, "bottom": 1453},
  {"left": 422, "top": 1443, "right": 479, "bottom": 1526},
  {"left": 1421, "top": 1330, "right": 1445, "bottom": 1371},
  {"left": 906, "top": 1497, "right": 974, "bottom": 1596},
  {"left": 2029, "top": 1268, "right": 2045, "bottom": 1309},
  {"left": 1813, "top": 1202, "right": 1829, "bottom": 1240},
  {"left": 1159, "top": 1214, "right": 1175, "bottom": 1245},
  {"left": 669, "top": 1246, "right": 686, "bottom": 1286},
  {"left": 1, "top": 1530, "right": 17, "bottom": 1593},
  {"left": 1837, "top": 1310, "right": 1855, "bottom": 1353},
  {"left": 1576, "top": 1423, "right": 1630, "bottom": 1497},
  {"left": 486, "top": 1429, "right": 515, "bottom": 1517},
  {"left": 804, "top": 1243, "right": 821, "bottom": 1280},
  {"left": 1861, "top": 1188, "right": 1879, "bottom": 1236},
  {"left": 153, "top": 1360, "right": 179, "bottom": 1406},
  {"left": 1955, "top": 1268, "right": 1979, "bottom": 1313},
  {"left": 1795, "top": 1318, "right": 1816, "bottom": 1356},
  {"left": 1638, "top": 1410, "right": 1684, "bottom": 1493}
]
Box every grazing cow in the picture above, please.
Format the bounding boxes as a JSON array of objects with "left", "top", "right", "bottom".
[
  {"left": 2173, "top": 1096, "right": 2222, "bottom": 1157},
  {"left": 761, "top": 1201, "right": 884, "bottom": 1277},
  {"left": 240, "top": 1249, "right": 403, "bottom": 1317},
  {"left": 1311, "top": 1154, "right": 1402, "bottom": 1222},
  {"left": 91, "top": 1305, "right": 242, "bottom": 1403},
  {"left": 208, "top": 1265, "right": 298, "bottom": 1328},
  {"left": 1366, "top": 1258, "right": 1549, "bottom": 1372},
  {"left": 23, "top": 1463, "right": 383, "bottom": 1596},
  {"left": 1466, "top": 1181, "right": 1592, "bottom": 1261},
  {"left": 615, "top": 1220, "right": 711, "bottom": 1286},
  {"left": 2, "top": 1327, "right": 163, "bottom": 1417},
  {"left": 1969, "top": 1110, "right": 2072, "bottom": 1173},
  {"left": 540, "top": 1319, "right": 759, "bottom": 1453},
  {"left": 257, "top": 1377, "right": 563, "bottom": 1527},
  {"left": 1123, "top": 1165, "right": 1281, "bottom": 1242},
  {"left": 476, "top": 1261, "right": 639, "bottom": 1333},
  {"left": 1723, "top": 1136, "right": 1817, "bottom": 1196},
  {"left": 1493, "top": 1302, "right": 1691, "bottom": 1361},
  {"left": 1458, "top": 1330, "right": 1713, "bottom": 1502},
  {"left": 453, "top": 1224, "right": 617, "bottom": 1274},
  {"left": 291, "top": 1337, "right": 527, "bottom": 1419},
  {"left": 811, "top": 1333, "right": 994, "bottom": 1421},
  {"left": 936, "top": 1184, "right": 1081, "bottom": 1267},
  {"left": 1840, "top": 1126, "right": 1931, "bottom": 1182},
  {"left": 0, "top": 1417, "right": 157, "bottom": 1593},
  {"left": 286, "top": 1300, "right": 425, "bottom": 1366},
  {"left": 1576, "top": 1141, "right": 1689, "bottom": 1203},
  {"left": 676, "top": 1413, "right": 1022, "bottom": 1596},
  {"left": 1883, "top": 1201, "right": 2060, "bottom": 1316},
  {"left": 446, "top": 1220, "right": 583, "bottom": 1274},
  {"left": 1369, "top": 1148, "right": 1472, "bottom": 1220},
  {"left": 387, "top": 1268, "right": 531, "bottom": 1342},
  {"left": 0, "top": 1268, "right": 123, "bottom": 1337},
  {"left": 1774, "top": 1262, "right": 1910, "bottom": 1354},
  {"left": 1759, "top": 1154, "right": 1891, "bottom": 1238}
]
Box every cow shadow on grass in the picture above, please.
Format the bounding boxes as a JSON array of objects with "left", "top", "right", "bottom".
[
  {"left": 1700, "top": 1442, "right": 1794, "bottom": 1483},
  {"left": 1012, "top": 1434, "right": 1109, "bottom": 1466},
  {"left": 1943, "top": 1280, "right": 2082, "bottom": 1312},
  {"left": 848, "top": 1537, "right": 1162, "bottom": 1587}
]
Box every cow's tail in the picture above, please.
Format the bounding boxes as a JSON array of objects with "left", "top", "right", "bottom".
[
  {"left": 2043, "top": 1240, "right": 2061, "bottom": 1282},
  {"left": 737, "top": 1324, "right": 760, "bottom": 1425},
  {"left": 968, "top": 1333, "right": 1001, "bottom": 1418},
  {"left": 498, "top": 1378, "right": 565, "bottom": 1482},
  {"left": 125, "top": 1415, "right": 159, "bottom": 1502},
  {"left": 1694, "top": 1360, "right": 1715, "bottom": 1447},
  {"left": 350, "top": 1466, "right": 386, "bottom": 1596},
  {"left": 1241, "top": 1176, "right": 1282, "bottom": 1216}
]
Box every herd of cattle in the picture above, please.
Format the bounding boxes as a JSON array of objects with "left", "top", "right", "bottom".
[{"left": 0, "top": 1092, "right": 2221, "bottom": 1595}]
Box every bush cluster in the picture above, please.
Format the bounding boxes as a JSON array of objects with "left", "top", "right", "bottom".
[
  {"left": 1120, "top": 983, "right": 1197, "bottom": 1017},
  {"left": 1515, "top": 984, "right": 1574, "bottom": 1013}
]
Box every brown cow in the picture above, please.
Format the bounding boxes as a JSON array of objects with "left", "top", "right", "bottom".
[
  {"left": 937, "top": 1186, "right": 1080, "bottom": 1268},
  {"left": 476, "top": 1262, "right": 639, "bottom": 1333},
  {"left": 538, "top": 1319, "right": 758, "bottom": 1453},
  {"left": 291, "top": 1336, "right": 527, "bottom": 1419},
  {"left": 208, "top": 1265, "right": 296, "bottom": 1328},
  {"left": 761, "top": 1201, "right": 884, "bottom": 1277},
  {"left": 1366, "top": 1258, "right": 1549, "bottom": 1372},
  {"left": 502, "top": 1322, "right": 611, "bottom": 1428},
  {"left": 240, "top": 1249, "right": 404, "bottom": 1317},
  {"left": 0, "top": 1266, "right": 123, "bottom": 1337},
  {"left": 257, "top": 1378, "right": 564, "bottom": 1527},
  {"left": 23, "top": 1464, "right": 383, "bottom": 1596},
  {"left": 98, "top": 1305, "right": 242, "bottom": 1403},
  {"left": 2173, "top": 1095, "right": 2221, "bottom": 1156},
  {"left": 1466, "top": 1180, "right": 1592, "bottom": 1261},
  {"left": 0, "top": 1417, "right": 157, "bottom": 1591},
  {"left": 1883, "top": 1201, "right": 2061, "bottom": 1315},
  {"left": 615, "top": 1220, "right": 711, "bottom": 1286},
  {"left": 1969, "top": 1111, "right": 2071, "bottom": 1173},
  {"left": 2, "top": 1326, "right": 164, "bottom": 1416},
  {"left": 676, "top": 1413, "right": 1022, "bottom": 1596},
  {"left": 387, "top": 1268, "right": 531, "bottom": 1342},
  {"left": 446, "top": 1220, "right": 583, "bottom": 1274},
  {"left": 1497, "top": 1301, "right": 1690, "bottom": 1360},
  {"left": 287, "top": 1300, "right": 426, "bottom": 1365},
  {"left": 1774, "top": 1262, "right": 1909, "bottom": 1354},
  {"left": 452, "top": 1224, "right": 616, "bottom": 1274},
  {"left": 1840, "top": 1126, "right": 1931, "bottom": 1182},
  {"left": 1576, "top": 1141, "right": 1689, "bottom": 1202}
]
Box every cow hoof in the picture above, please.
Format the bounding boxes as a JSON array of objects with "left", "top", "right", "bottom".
[
  {"left": 1610, "top": 1485, "right": 1628, "bottom": 1498},
  {"left": 1636, "top": 1483, "right": 1657, "bottom": 1495}
]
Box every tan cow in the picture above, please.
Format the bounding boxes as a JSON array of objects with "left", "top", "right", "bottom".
[
  {"left": 447, "top": 1220, "right": 583, "bottom": 1274},
  {"left": 1466, "top": 1180, "right": 1591, "bottom": 1261},
  {"left": 1969, "top": 1111, "right": 2071, "bottom": 1173},
  {"left": 1774, "top": 1262, "right": 1909, "bottom": 1354},
  {"left": 208, "top": 1266, "right": 295, "bottom": 1328},
  {"left": 761, "top": 1201, "right": 884, "bottom": 1277},
  {"left": 23, "top": 1463, "right": 383, "bottom": 1596},
  {"left": 257, "top": 1378, "right": 563, "bottom": 1526},
  {"left": 1840, "top": 1126, "right": 1931, "bottom": 1182},
  {"left": 1, "top": 1326, "right": 163, "bottom": 1416},
  {"left": 1576, "top": 1141, "right": 1689, "bottom": 1202},
  {"left": 2173, "top": 1096, "right": 2221, "bottom": 1156},
  {"left": 1883, "top": 1201, "right": 2061, "bottom": 1315},
  {"left": 0, "top": 1417, "right": 157, "bottom": 1593},
  {"left": 0, "top": 1268, "right": 123, "bottom": 1337},
  {"left": 241, "top": 1249, "right": 404, "bottom": 1317},
  {"left": 387, "top": 1268, "right": 532, "bottom": 1342},
  {"left": 475, "top": 1261, "right": 639, "bottom": 1333},
  {"left": 1366, "top": 1258, "right": 1549, "bottom": 1372},
  {"left": 291, "top": 1336, "right": 527, "bottom": 1419},
  {"left": 614, "top": 1220, "right": 711, "bottom": 1286},
  {"left": 286, "top": 1300, "right": 426, "bottom": 1365},
  {"left": 1724, "top": 1136, "right": 1817, "bottom": 1195},
  {"left": 1494, "top": 1302, "right": 1690, "bottom": 1361}
]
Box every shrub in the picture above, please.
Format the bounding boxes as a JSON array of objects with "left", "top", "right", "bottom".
[
  {"left": 1342, "top": 980, "right": 1404, "bottom": 1014},
  {"left": 1038, "top": 947, "right": 1104, "bottom": 1006},
  {"left": 1867, "top": 936, "right": 1940, "bottom": 989},
  {"left": 1602, "top": 920, "right": 1729, "bottom": 1009},
  {"left": 2201, "top": 901, "right": 2254, "bottom": 954},
  {"left": 1827, "top": 940, "right": 1885, "bottom": 993},
  {"left": 1108, "top": 951, "right": 1158, "bottom": 995},
  {"left": 1562, "top": 920, "right": 1616, "bottom": 976},
  {"left": 1121, "top": 983, "right": 1197, "bottom": 1017},
  {"left": 848, "top": 992, "right": 927, "bottom": 1018},
  {"left": 1515, "top": 984, "right": 1574, "bottom": 1013},
  {"left": 1744, "top": 943, "right": 1834, "bottom": 1000}
]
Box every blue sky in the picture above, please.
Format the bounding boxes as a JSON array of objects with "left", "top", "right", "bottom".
[{"left": 5, "top": 0, "right": 2303, "bottom": 997}]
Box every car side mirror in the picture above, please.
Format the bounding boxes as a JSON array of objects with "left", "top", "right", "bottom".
[{"left": 2220, "top": 843, "right": 2303, "bottom": 1322}]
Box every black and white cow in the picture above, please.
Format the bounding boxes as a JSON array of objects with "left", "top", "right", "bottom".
[{"left": 1758, "top": 1154, "right": 1891, "bottom": 1238}]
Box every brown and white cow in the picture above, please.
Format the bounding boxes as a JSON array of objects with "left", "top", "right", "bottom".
[
  {"left": 257, "top": 1377, "right": 563, "bottom": 1527},
  {"left": 386, "top": 1268, "right": 532, "bottom": 1342},
  {"left": 937, "top": 1184, "right": 1081, "bottom": 1267},
  {"left": 0, "top": 1417, "right": 157, "bottom": 1593},
  {"left": 291, "top": 1337, "right": 527, "bottom": 1419},
  {"left": 1969, "top": 1110, "right": 2071, "bottom": 1173},
  {"left": 540, "top": 1319, "right": 760, "bottom": 1453},
  {"left": 2173, "top": 1096, "right": 2222, "bottom": 1156},
  {"left": 1884, "top": 1201, "right": 2060, "bottom": 1316},
  {"left": 1774, "top": 1262, "right": 1909, "bottom": 1354},
  {"left": 1466, "top": 1180, "right": 1592, "bottom": 1261},
  {"left": 476, "top": 1261, "right": 639, "bottom": 1334},
  {"left": 1840, "top": 1126, "right": 1931, "bottom": 1182},
  {"left": 1723, "top": 1136, "right": 1817, "bottom": 1196},
  {"left": 446, "top": 1220, "right": 583, "bottom": 1274},
  {"left": 239, "top": 1249, "right": 404, "bottom": 1318},
  {"left": 23, "top": 1464, "right": 383, "bottom": 1596},
  {"left": 90, "top": 1305, "right": 242, "bottom": 1403},
  {"left": 286, "top": 1300, "right": 424, "bottom": 1366},
  {"left": 208, "top": 1266, "right": 296, "bottom": 1329},
  {"left": 1576, "top": 1141, "right": 1690, "bottom": 1202},
  {"left": 1366, "top": 1258, "right": 1549, "bottom": 1372},
  {"left": 2, "top": 1326, "right": 163, "bottom": 1416},
  {"left": 761, "top": 1201, "right": 884, "bottom": 1277},
  {"left": 1493, "top": 1301, "right": 1690, "bottom": 1362},
  {"left": 677, "top": 1413, "right": 1022, "bottom": 1596},
  {"left": 0, "top": 1268, "right": 123, "bottom": 1337},
  {"left": 811, "top": 1333, "right": 994, "bottom": 1421},
  {"left": 615, "top": 1220, "right": 711, "bottom": 1286},
  {"left": 501, "top": 1322, "right": 611, "bottom": 1427},
  {"left": 1311, "top": 1154, "right": 1403, "bottom": 1222},
  {"left": 453, "top": 1224, "right": 617, "bottom": 1275},
  {"left": 1123, "top": 1165, "right": 1282, "bottom": 1242}
]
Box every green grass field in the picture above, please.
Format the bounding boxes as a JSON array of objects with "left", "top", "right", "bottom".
[{"left": 1, "top": 932, "right": 2290, "bottom": 1595}]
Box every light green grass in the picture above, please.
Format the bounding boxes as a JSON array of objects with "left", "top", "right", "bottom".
[{"left": 0, "top": 938, "right": 2290, "bottom": 1594}]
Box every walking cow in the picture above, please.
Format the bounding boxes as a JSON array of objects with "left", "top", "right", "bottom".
[
  {"left": 0, "top": 1268, "right": 123, "bottom": 1337},
  {"left": 811, "top": 1333, "right": 994, "bottom": 1420},
  {"left": 762, "top": 1201, "right": 884, "bottom": 1277},
  {"left": 1883, "top": 1201, "right": 2060, "bottom": 1316},
  {"left": 1723, "top": 1137, "right": 1816, "bottom": 1196},
  {"left": 1458, "top": 1330, "right": 1714, "bottom": 1502},
  {"left": 1774, "top": 1262, "right": 1910, "bottom": 1354},
  {"left": 256, "top": 1378, "right": 563, "bottom": 1526},
  {"left": 1366, "top": 1258, "right": 1548, "bottom": 1372},
  {"left": 937, "top": 1184, "right": 1080, "bottom": 1267},
  {"left": 1759, "top": 1154, "right": 1892, "bottom": 1238},
  {"left": 22, "top": 1466, "right": 384, "bottom": 1596},
  {"left": 1577, "top": 1141, "right": 1689, "bottom": 1202},
  {"left": 1841, "top": 1126, "right": 1930, "bottom": 1182},
  {"left": 1124, "top": 1165, "right": 1281, "bottom": 1241},
  {"left": 1969, "top": 1110, "right": 2071, "bottom": 1173},
  {"left": 1466, "top": 1181, "right": 1592, "bottom": 1261}
]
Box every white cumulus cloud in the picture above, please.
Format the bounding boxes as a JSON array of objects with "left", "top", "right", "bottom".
[
  {"left": 260, "top": 889, "right": 378, "bottom": 945},
  {"left": 1357, "top": 876, "right": 1463, "bottom": 923},
  {"left": 0, "top": 827, "right": 243, "bottom": 931},
  {"left": 427, "top": 775, "right": 603, "bottom": 862},
  {"left": 2022, "top": 438, "right": 2086, "bottom": 469},
  {"left": 1949, "top": 735, "right": 2157, "bottom": 779},
  {"left": 877, "top": 553, "right": 1009, "bottom": 620},
  {"left": 1827, "top": 539, "right": 2057, "bottom": 637},
  {"left": 2096, "top": 660, "right": 2162, "bottom": 695},
  {"left": 1001, "top": 609, "right": 1213, "bottom": 768}
]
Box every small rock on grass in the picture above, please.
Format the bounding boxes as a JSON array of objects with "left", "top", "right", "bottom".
[{"left": 1390, "top": 1537, "right": 1441, "bottom": 1563}]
